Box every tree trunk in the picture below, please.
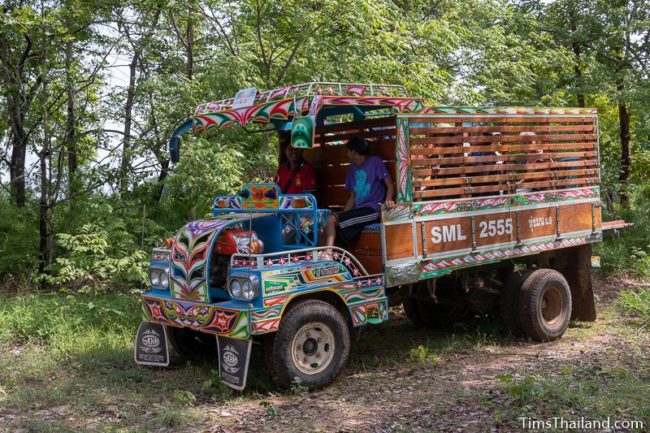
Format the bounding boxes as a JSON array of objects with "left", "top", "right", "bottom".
[
  {"left": 9, "top": 134, "right": 27, "bottom": 208},
  {"left": 186, "top": 6, "right": 194, "bottom": 80},
  {"left": 38, "top": 148, "right": 49, "bottom": 276},
  {"left": 572, "top": 42, "right": 585, "bottom": 108},
  {"left": 569, "top": 7, "right": 585, "bottom": 108},
  {"left": 38, "top": 15, "right": 50, "bottom": 279},
  {"left": 154, "top": 157, "right": 170, "bottom": 202},
  {"left": 618, "top": 94, "right": 631, "bottom": 207},
  {"left": 64, "top": 33, "right": 78, "bottom": 199},
  {"left": 120, "top": 49, "right": 140, "bottom": 193},
  {"left": 0, "top": 33, "right": 28, "bottom": 207}
]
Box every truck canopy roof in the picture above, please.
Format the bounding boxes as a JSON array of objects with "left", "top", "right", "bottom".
[{"left": 169, "top": 82, "right": 596, "bottom": 162}]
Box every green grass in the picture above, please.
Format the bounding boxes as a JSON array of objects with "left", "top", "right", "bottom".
[
  {"left": 0, "top": 283, "right": 648, "bottom": 432},
  {"left": 493, "top": 362, "right": 650, "bottom": 431},
  {"left": 617, "top": 287, "right": 650, "bottom": 328}
]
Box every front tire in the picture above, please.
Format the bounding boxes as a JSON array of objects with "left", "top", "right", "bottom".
[
  {"left": 269, "top": 300, "right": 350, "bottom": 389},
  {"left": 518, "top": 269, "right": 572, "bottom": 342}
]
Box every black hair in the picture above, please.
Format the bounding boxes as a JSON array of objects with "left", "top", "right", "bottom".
[{"left": 346, "top": 137, "right": 370, "bottom": 155}]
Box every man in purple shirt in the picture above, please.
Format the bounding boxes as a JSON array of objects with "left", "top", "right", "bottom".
[{"left": 324, "top": 137, "right": 395, "bottom": 248}]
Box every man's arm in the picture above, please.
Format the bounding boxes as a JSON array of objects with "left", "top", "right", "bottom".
[
  {"left": 343, "top": 190, "right": 355, "bottom": 211},
  {"left": 383, "top": 177, "right": 395, "bottom": 209}
]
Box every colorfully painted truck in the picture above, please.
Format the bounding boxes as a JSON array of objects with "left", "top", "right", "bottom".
[{"left": 134, "top": 82, "right": 625, "bottom": 390}]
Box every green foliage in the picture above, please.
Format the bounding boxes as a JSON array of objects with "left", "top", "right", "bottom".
[
  {"left": 167, "top": 135, "right": 245, "bottom": 215},
  {"left": 153, "top": 410, "right": 185, "bottom": 429},
  {"left": 0, "top": 0, "right": 648, "bottom": 292},
  {"left": 597, "top": 186, "right": 650, "bottom": 276},
  {"left": 259, "top": 400, "right": 278, "bottom": 418},
  {"left": 617, "top": 288, "right": 650, "bottom": 328},
  {"left": 43, "top": 223, "right": 147, "bottom": 293},
  {"left": 172, "top": 389, "right": 197, "bottom": 407},
  {"left": 0, "top": 195, "right": 39, "bottom": 286},
  {"left": 408, "top": 344, "right": 441, "bottom": 365},
  {"left": 496, "top": 363, "right": 649, "bottom": 421},
  {"left": 289, "top": 377, "right": 309, "bottom": 395},
  {"left": 0, "top": 291, "right": 140, "bottom": 347},
  {"left": 200, "top": 370, "right": 232, "bottom": 401}
]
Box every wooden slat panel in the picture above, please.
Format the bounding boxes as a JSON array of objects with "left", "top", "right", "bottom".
[
  {"left": 415, "top": 177, "right": 598, "bottom": 199},
  {"left": 385, "top": 224, "right": 414, "bottom": 260},
  {"left": 412, "top": 169, "right": 598, "bottom": 187},
  {"left": 559, "top": 203, "right": 595, "bottom": 233},
  {"left": 316, "top": 161, "right": 397, "bottom": 186},
  {"left": 519, "top": 208, "right": 557, "bottom": 240},
  {"left": 406, "top": 116, "right": 595, "bottom": 124},
  {"left": 409, "top": 124, "right": 595, "bottom": 135},
  {"left": 514, "top": 178, "right": 598, "bottom": 190},
  {"left": 315, "top": 116, "right": 394, "bottom": 134},
  {"left": 351, "top": 254, "right": 383, "bottom": 275},
  {"left": 411, "top": 133, "right": 596, "bottom": 146},
  {"left": 410, "top": 142, "right": 596, "bottom": 155},
  {"left": 348, "top": 231, "right": 381, "bottom": 254},
  {"left": 474, "top": 212, "right": 516, "bottom": 247},
  {"left": 316, "top": 185, "right": 349, "bottom": 208},
  {"left": 317, "top": 128, "right": 396, "bottom": 143},
  {"left": 411, "top": 160, "right": 598, "bottom": 177},
  {"left": 594, "top": 205, "right": 602, "bottom": 230},
  {"left": 307, "top": 142, "right": 396, "bottom": 163},
  {"left": 411, "top": 151, "right": 597, "bottom": 166},
  {"left": 418, "top": 218, "right": 472, "bottom": 254}
]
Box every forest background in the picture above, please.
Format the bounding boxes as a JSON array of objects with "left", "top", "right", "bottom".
[{"left": 1, "top": 0, "right": 649, "bottom": 292}]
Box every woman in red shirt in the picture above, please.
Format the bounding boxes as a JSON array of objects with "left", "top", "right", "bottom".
[{"left": 274, "top": 145, "right": 317, "bottom": 194}]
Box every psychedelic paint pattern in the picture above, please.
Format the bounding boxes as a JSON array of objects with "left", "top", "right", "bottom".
[
  {"left": 143, "top": 297, "right": 249, "bottom": 338},
  {"left": 413, "top": 186, "right": 600, "bottom": 217},
  {"left": 419, "top": 235, "right": 597, "bottom": 278},
  {"left": 396, "top": 117, "right": 412, "bottom": 203},
  {"left": 231, "top": 247, "right": 368, "bottom": 278},
  {"left": 170, "top": 219, "right": 232, "bottom": 302}
]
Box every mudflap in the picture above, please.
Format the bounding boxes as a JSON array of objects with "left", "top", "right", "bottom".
[
  {"left": 134, "top": 321, "right": 170, "bottom": 367},
  {"left": 563, "top": 244, "right": 597, "bottom": 321},
  {"left": 216, "top": 336, "right": 252, "bottom": 391}
]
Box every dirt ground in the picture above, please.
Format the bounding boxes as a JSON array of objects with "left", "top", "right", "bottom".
[
  {"left": 186, "top": 274, "right": 650, "bottom": 433},
  {"left": 0, "top": 274, "right": 647, "bottom": 433}
]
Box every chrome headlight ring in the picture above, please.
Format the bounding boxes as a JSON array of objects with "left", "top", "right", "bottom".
[
  {"left": 228, "top": 274, "right": 260, "bottom": 301},
  {"left": 148, "top": 267, "right": 170, "bottom": 290}
]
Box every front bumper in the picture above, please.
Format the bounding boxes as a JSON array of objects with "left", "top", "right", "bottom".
[{"left": 142, "top": 295, "right": 250, "bottom": 339}]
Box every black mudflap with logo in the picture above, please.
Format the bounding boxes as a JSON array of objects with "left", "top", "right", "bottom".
[
  {"left": 134, "top": 321, "right": 170, "bottom": 367},
  {"left": 217, "top": 336, "right": 252, "bottom": 391}
]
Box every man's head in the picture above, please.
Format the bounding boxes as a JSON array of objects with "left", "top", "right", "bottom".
[
  {"left": 285, "top": 145, "right": 304, "bottom": 166},
  {"left": 346, "top": 137, "right": 369, "bottom": 163}
]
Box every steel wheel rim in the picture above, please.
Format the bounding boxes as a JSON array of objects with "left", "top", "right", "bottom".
[
  {"left": 291, "top": 322, "right": 335, "bottom": 375},
  {"left": 541, "top": 285, "right": 563, "bottom": 327}
]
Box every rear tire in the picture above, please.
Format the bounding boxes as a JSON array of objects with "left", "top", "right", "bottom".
[
  {"left": 500, "top": 269, "right": 533, "bottom": 336},
  {"left": 517, "top": 269, "right": 572, "bottom": 342},
  {"left": 269, "top": 300, "right": 350, "bottom": 389}
]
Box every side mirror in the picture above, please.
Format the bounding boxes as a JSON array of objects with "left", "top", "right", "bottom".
[{"left": 290, "top": 115, "right": 315, "bottom": 148}]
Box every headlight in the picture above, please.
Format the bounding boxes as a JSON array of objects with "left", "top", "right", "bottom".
[
  {"left": 160, "top": 271, "right": 169, "bottom": 289},
  {"left": 230, "top": 279, "right": 242, "bottom": 297},
  {"left": 241, "top": 280, "right": 254, "bottom": 300},
  {"left": 149, "top": 269, "right": 161, "bottom": 287},
  {"left": 228, "top": 275, "right": 260, "bottom": 301},
  {"left": 148, "top": 268, "right": 169, "bottom": 290}
]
